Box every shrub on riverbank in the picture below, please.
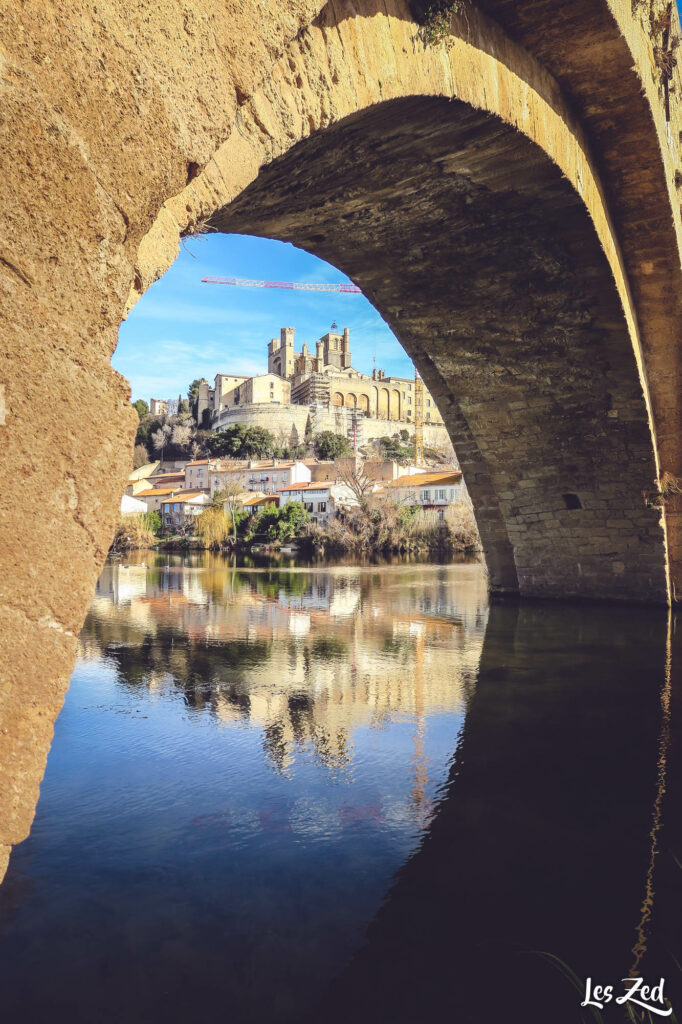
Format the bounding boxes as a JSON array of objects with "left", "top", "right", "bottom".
[
  {"left": 304, "top": 498, "right": 479, "bottom": 556},
  {"left": 195, "top": 505, "right": 233, "bottom": 548},
  {"left": 111, "top": 513, "right": 160, "bottom": 551},
  {"left": 248, "top": 501, "right": 310, "bottom": 542}
]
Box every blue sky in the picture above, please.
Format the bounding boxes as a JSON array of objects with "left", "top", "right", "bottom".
[{"left": 115, "top": 234, "right": 412, "bottom": 403}]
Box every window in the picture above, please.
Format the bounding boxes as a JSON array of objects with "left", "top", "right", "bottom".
[
  {"left": 427, "top": 399, "right": 431, "bottom": 406},
  {"left": 450, "top": 488, "right": 455, "bottom": 499},
  {"left": 198, "top": 468, "right": 203, "bottom": 476},
  {"left": 437, "top": 489, "right": 446, "bottom": 500},
  {"left": 426, "top": 412, "right": 431, "bottom": 421},
  {"left": 174, "top": 502, "right": 180, "bottom": 511},
  {"left": 282, "top": 473, "right": 288, "bottom": 483},
  {"left": 305, "top": 502, "right": 314, "bottom": 513},
  {"left": 408, "top": 396, "right": 412, "bottom": 404},
  {"left": 273, "top": 474, "right": 278, "bottom": 482},
  {"left": 563, "top": 492, "right": 582, "bottom": 510},
  {"left": 318, "top": 501, "right": 327, "bottom": 513}
]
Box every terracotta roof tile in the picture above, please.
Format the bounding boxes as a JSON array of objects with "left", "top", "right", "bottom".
[{"left": 388, "top": 471, "right": 462, "bottom": 488}]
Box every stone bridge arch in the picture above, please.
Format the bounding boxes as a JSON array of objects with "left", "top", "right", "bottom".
[
  {"left": 1, "top": 0, "right": 682, "bottom": 878},
  {"left": 128, "top": 0, "right": 680, "bottom": 606}
]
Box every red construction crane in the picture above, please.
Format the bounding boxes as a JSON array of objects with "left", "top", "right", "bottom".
[{"left": 201, "top": 275, "right": 362, "bottom": 293}]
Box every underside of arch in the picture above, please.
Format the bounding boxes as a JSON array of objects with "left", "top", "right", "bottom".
[{"left": 210, "top": 96, "right": 667, "bottom": 602}]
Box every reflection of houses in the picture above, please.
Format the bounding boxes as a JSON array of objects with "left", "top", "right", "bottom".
[{"left": 81, "top": 560, "right": 489, "bottom": 787}]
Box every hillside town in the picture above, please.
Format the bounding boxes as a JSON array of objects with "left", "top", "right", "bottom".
[
  {"left": 120, "top": 320, "right": 474, "bottom": 550},
  {"left": 123, "top": 453, "right": 466, "bottom": 535}
]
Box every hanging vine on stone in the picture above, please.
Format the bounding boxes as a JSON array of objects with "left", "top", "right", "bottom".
[{"left": 410, "top": 0, "right": 466, "bottom": 46}]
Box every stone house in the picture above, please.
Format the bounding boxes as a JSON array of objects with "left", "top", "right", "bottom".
[
  {"left": 133, "top": 487, "right": 179, "bottom": 513},
  {"left": 386, "top": 471, "right": 464, "bottom": 517},
  {"left": 160, "top": 492, "right": 211, "bottom": 532},
  {"left": 208, "top": 459, "right": 311, "bottom": 497},
  {"left": 184, "top": 458, "right": 218, "bottom": 491},
  {"left": 278, "top": 481, "right": 358, "bottom": 524}
]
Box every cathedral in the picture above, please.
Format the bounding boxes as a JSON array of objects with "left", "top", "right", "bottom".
[{"left": 196, "top": 325, "right": 443, "bottom": 428}]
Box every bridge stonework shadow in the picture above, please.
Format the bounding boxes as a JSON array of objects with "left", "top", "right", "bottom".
[
  {"left": 214, "top": 95, "right": 667, "bottom": 603},
  {"left": 312, "top": 602, "right": 682, "bottom": 1024},
  {"left": 1, "top": 0, "right": 682, "bottom": 873}
]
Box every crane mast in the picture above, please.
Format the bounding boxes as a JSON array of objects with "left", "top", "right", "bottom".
[{"left": 414, "top": 371, "right": 425, "bottom": 467}]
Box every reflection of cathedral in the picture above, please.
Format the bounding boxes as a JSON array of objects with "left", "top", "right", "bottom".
[{"left": 85, "top": 559, "right": 488, "bottom": 804}]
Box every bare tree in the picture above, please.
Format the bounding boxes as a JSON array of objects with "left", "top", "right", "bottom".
[
  {"left": 151, "top": 423, "right": 172, "bottom": 460},
  {"left": 171, "top": 422, "right": 192, "bottom": 450},
  {"left": 336, "top": 459, "right": 375, "bottom": 507}
]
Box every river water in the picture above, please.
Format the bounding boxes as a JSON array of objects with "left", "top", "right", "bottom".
[{"left": 0, "top": 552, "right": 680, "bottom": 1023}]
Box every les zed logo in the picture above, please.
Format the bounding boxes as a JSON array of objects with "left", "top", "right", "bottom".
[{"left": 582, "top": 977, "right": 672, "bottom": 1017}]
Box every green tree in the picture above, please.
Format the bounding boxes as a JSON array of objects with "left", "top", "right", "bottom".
[
  {"left": 205, "top": 424, "right": 276, "bottom": 459},
  {"left": 313, "top": 431, "right": 353, "bottom": 460},
  {"left": 250, "top": 501, "right": 309, "bottom": 542},
  {"left": 132, "top": 399, "right": 149, "bottom": 421},
  {"left": 143, "top": 510, "right": 162, "bottom": 535},
  {"left": 188, "top": 379, "right": 203, "bottom": 421},
  {"left": 378, "top": 434, "right": 414, "bottom": 465}
]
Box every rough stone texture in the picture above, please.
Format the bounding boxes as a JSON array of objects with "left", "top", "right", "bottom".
[
  {"left": 205, "top": 401, "right": 450, "bottom": 450},
  {"left": 215, "top": 95, "right": 668, "bottom": 602},
  {"left": 1, "top": 0, "right": 680, "bottom": 877}
]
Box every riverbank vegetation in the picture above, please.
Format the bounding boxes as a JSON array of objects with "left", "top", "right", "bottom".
[
  {"left": 111, "top": 512, "right": 161, "bottom": 551},
  {"left": 111, "top": 496, "right": 478, "bottom": 557},
  {"left": 306, "top": 499, "right": 479, "bottom": 556},
  {"left": 192, "top": 494, "right": 478, "bottom": 557}
]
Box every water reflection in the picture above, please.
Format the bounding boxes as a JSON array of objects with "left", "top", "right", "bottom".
[
  {"left": 0, "top": 556, "right": 679, "bottom": 1024},
  {"left": 0, "top": 556, "right": 488, "bottom": 1023},
  {"left": 84, "top": 557, "right": 487, "bottom": 789}
]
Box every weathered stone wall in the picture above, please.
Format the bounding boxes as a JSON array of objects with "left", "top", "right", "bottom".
[
  {"left": 1, "top": 0, "right": 680, "bottom": 879},
  {"left": 217, "top": 94, "right": 668, "bottom": 602},
  {"left": 211, "top": 402, "right": 450, "bottom": 450}
]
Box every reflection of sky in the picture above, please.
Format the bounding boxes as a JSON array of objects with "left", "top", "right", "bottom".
[{"left": 0, "top": 560, "right": 488, "bottom": 1023}]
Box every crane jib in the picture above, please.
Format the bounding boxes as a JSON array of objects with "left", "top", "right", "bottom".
[{"left": 200, "top": 276, "right": 362, "bottom": 294}]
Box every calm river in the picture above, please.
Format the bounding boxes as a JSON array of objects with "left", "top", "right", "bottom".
[{"left": 0, "top": 552, "right": 680, "bottom": 1023}]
